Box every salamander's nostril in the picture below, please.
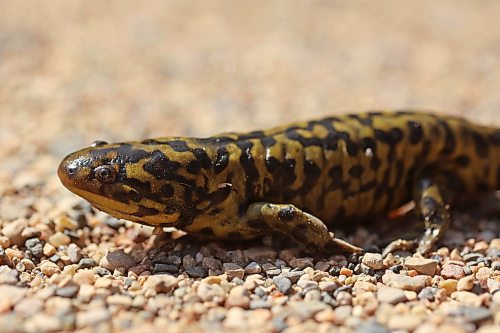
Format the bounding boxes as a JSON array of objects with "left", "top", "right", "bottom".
[{"left": 67, "top": 166, "right": 76, "bottom": 175}]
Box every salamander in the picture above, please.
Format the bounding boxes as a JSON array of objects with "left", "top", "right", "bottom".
[{"left": 57, "top": 111, "right": 500, "bottom": 255}]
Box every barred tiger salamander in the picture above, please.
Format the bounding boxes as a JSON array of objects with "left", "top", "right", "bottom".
[{"left": 58, "top": 112, "right": 500, "bottom": 255}]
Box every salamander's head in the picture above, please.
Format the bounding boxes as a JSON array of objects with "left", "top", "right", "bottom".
[{"left": 58, "top": 140, "right": 211, "bottom": 227}]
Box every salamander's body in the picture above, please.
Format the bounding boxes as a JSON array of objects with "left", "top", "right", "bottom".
[{"left": 58, "top": 112, "right": 500, "bottom": 254}]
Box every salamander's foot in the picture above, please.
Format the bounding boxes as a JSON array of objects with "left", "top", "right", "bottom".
[
  {"left": 241, "top": 202, "right": 363, "bottom": 254},
  {"left": 382, "top": 238, "right": 418, "bottom": 257},
  {"left": 383, "top": 174, "right": 452, "bottom": 257}
]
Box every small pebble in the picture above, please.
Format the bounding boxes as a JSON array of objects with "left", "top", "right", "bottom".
[
  {"left": 457, "top": 275, "right": 475, "bottom": 291},
  {"left": 40, "top": 260, "right": 61, "bottom": 276},
  {"left": 185, "top": 266, "right": 208, "bottom": 278},
  {"left": 362, "top": 253, "right": 383, "bottom": 270},
  {"left": 223, "top": 263, "right": 244, "bottom": 279},
  {"left": 244, "top": 262, "right": 261, "bottom": 274},
  {"left": 377, "top": 284, "right": 406, "bottom": 304},
  {"left": 99, "top": 250, "right": 136, "bottom": 271},
  {"left": 442, "top": 264, "right": 465, "bottom": 279},
  {"left": 67, "top": 243, "right": 81, "bottom": 263},
  {"left": 25, "top": 238, "right": 43, "bottom": 257},
  {"left": 273, "top": 276, "right": 292, "bottom": 294},
  {"left": 289, "top": 257, "right": 314, "bottom": 269},
  {"left": 48, "top": 232, "right": 71, "bottom": 247},
  {"left": 404, "top": 257, "right": 438, "bottom": 276}
]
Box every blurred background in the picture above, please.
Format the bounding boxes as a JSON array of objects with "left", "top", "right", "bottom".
[{"left": 1, "top": 0, "right": 500, "bottom": 183}]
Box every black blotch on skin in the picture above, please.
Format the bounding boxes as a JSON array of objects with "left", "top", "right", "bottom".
[
  {"left": 290, "top": 225, "right": 308, "bottom": 243},
  {"left": 454, "top": 155, "right": 471, "bottom": 167},
  {"left": 247, "top": 218, "right": 267, "bottom": 230},
  {"left": 208, "top": 208, "right": 222, "bottom": 216},
  {"left": 285, "top": 129, "right": 323, "bottom": 147},
  {"left": 323, "top": 132, "right": 339, "bottom": 151},
  {"left": 260, "top": 135, "right": 277, "bottom": 148},
  {"left": 141, "top": 139, "right": 161, "bottom": 145},
  {"left": 389, "top": 128, "right": 404, "bottom": 146},
  {"left": 361, "top": 137, "right": 377, "bottom": 153},
  {"left": 345, "top": 139, "right": 359, "bottom": 156},
  {"left": 228, "top": 231, "right": 243, "bottom": 239},
  {"left": 496, "top": 166, "right": 500, "bottom": 188},
  {"left": 282, "top": 158, "right": 297, "bottom": 186},
  {"left": 237, "top": 131, "right": 267, "bottom": 140},
  {"left": 236, "top": 140, "right": 260, "bottom": 199},
  {"left": 439, "top": 120, "right": 456, "bottom": 155},
  {"left": 133, "top": 205, "right": 160, "bottom": 217},
  {"left": 348, "top": 165, "right": 364, "bottom": 178},
  {"left": 374, "top": 128, "right": 404, "bottom": 146},
  {"left": 91, "top": 144, "right": 151, "bottom": 164},
  {"left": 360, "top": 179, "right": 377, "bottom": 192},
  {"left": 143, "top": 150, "right": 182, "bottom": 180},
  {"left": 328, "top": 165, "right": 343, "bottom": 191},
  {"left": 301, "top": 160, "right": 321, "bottom": 194},
  {"left": 265, "top": 156, "right": 281, "bottom": 174},
  {"left": 192, "top": 148, "right": 212, "bottom": 169},
  {"left": 167, "top": 140, "right": 191, "bottom": 152},
  {"left": 489, "top": 131, "right": 500, "bottom": 145},
  {"left": 186, "top": 160, "right": 202, "bottom": 174},
  {"left": 214, "top": 147, "right": 230, "bottom": 174},
  {"left": 472, "top": 131, "right": 490, "bottom": 158},
  {"left": 121, "top": 178, "right": 151, "bottom": 197},
  {"left": 408, "top": 120, "right": 424, "bottom": 145},
  {"left": 278, "top": 206, "right": 296, "bottom": 221},
  {"left": 164, "top": 202, "right": 178, "bottom": 215},
  {"left": 370, "top": 157, "right": 382, "bottom": 170},
  {"left": 208, "top": 185, "right": 232, "bottom": 206},
  {"left": 160, "top": 184, "right": 174, "bottom": 198},
  {"left": 113, "top": 189, "right": 142, "bottom": 203},
  {"left": 349, "top": 114, "right": 373, "bottom": 126},
  {"left": 198, "top": 227, "right": 214, "bottom": 236}
]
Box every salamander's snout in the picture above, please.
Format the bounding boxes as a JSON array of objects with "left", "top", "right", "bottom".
[
  {"left": 58, "top": 154, "right": 80, "bottom": 190},
  {"left": 57, "top": 151, "right": 95, "bottom": 192}
]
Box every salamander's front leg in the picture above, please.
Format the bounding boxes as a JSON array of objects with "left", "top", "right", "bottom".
[
  {"left": 242, "top": 202, "right": 363, "bottom": 253},
  {"left": 382, "top": 176, "right": 451, "bottom": 256}
]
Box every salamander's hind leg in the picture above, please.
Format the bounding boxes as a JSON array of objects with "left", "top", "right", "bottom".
[
  {"left": 242, "top": 202, "right": 363, "bottom": 253},
  {"left": 382, "top": 176, "right": 451, "bottom": 256}
]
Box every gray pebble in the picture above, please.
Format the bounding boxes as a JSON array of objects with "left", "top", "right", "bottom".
[
  {"left": 67, "top": 243, "right": 81, "bottom": 263},
  {"left": 25, "top": 238, "right": 43, "bottom": 257},
  {"left": 254, "top": 286, "right": 267, "bottom": 297},
  {"left": 78, "top": 258, "right": 97, "bottom": 269},
  {"left": 282, "top": 270, "right": 305, "bottom": 284},
  {"left": 94, "top": 267, "right": 111, "bottom": 276},
  {"left": 265, "top": 268, "right": 281, "bottom": 277},
  {"left": 224, "top": 250, "right": 248, "bottom": 266},
  {"left": 49, "top": 254, "right": 61, "bottom": 263},
  {"left": 154, "top": 264, "right": 178, "bottom": 274},
  {"left": 55, "top": 285, "right": 79, "bottom": 298},
  {"left": 418, "top": 287, "right": 439, "bottom": 301},
  {"left": 357, "top": 321, "right": 390, "bottom": 333},
  {"left": 185, "top": 266, "right": 208, "bottom": 278},
  {"left": 154, "top": 255, "right": 181, "bottom": 266},
  {"left": 201, "top": 257, "right": 222, "bottom": 271},
  {"left": 249, "top": 299, "right": 271, "bottom": 309},
  {"left": 244, "top": 262, "right": 261, "bottom": 274},
  {"left": 463, "top": 253, "right": 483, "bottom": 262},
  {"left": 273, "top": 276, "right": 292, "bottom": 294},
  {"left": 461, "top": 306, "right": 492, "bottom": 323}
]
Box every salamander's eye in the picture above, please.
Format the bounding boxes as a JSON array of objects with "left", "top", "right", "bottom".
[
  {"left": 67, "top": 166, "right": 77, "bottom": 176},
  {"left": 94, "top": 165, "right": 116, "bottom": 183},
  {"left": 91, "top": 140, "right": 108, "bottom": 147}
]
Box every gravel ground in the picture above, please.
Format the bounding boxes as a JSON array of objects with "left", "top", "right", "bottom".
[{"left": 0, "top": 1, "right": 499, "bottom": 332}]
